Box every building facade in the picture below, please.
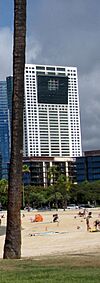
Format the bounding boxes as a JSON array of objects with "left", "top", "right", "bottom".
[
  {"left": 0, "top": 81, "right": 9, "bottom": 178},
  {"left": 6, "top": 76, "right": 13, "bottom": 155},
  {"left": 24, "top": 64, "right": 82, "bottom": 158},
  {"left": 76, "top": 150, "right": 100, "bottom": 182},
  {"left": 0, "top": 152, "right": 2, "bottom": 180},
  {"left": 23, "top": 156, "right": 76, "bottom": 187}
]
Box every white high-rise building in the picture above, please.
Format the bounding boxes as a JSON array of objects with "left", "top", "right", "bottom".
[{"left": 23, "top": 64, "right": 82, "bottom": 157}]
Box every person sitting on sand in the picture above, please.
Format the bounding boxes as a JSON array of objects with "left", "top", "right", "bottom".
[
  {"left": 1, "top": 214, "right": 5, "bottom": 218},
  {"left": 94, "top": 219, "right": 100, "bottom": 230},
  {"left": 78, "top": 208, "right": 88, "bottom": 218},
  {"left": 53, "top": 213, "right": 59, "bottom": 222}
]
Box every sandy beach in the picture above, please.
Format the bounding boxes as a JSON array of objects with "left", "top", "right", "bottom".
[{"left": 0, "top": 208, "right": 100, "bottom": 258}]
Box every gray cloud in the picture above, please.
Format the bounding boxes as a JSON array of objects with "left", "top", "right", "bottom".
[
  {"left": 27, "top": 0, "right": 100, "bottom": 74},
  {"left": 80, "top": 67, "right": 100, "bottom": 150},
  {"left": 0, "top": 27, "right": 13, "bottom": 80},
  {"left": 27, "top": 0, "right": 100, "bottom": 152},
  {"left": 1, "top": 0, "right": 100, "bottom": 152},
  {"left": 26, "top": 35, "right": 42, "bottom": 62}
]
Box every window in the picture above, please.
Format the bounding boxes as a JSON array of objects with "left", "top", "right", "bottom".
[
  {"left": 57, "top": 67, "right": 65, "bottom": 71},
  {"left": 36, "top": 66, "right": 45, "bottom": 70},
  {"left": 46, "top": 66, "right": 55, "bottom": 71},
  {"left": 36, "top": 71, "right": 45, "bottom": 75},
  {"left": 58, "top": 73, "right": 65, "bottom": 76},
  {"left": 48, "top": 79, "right": 59, "bottom": 91},
  {"left": 47, "top": 72, "right": 55, "bottom": 75}
]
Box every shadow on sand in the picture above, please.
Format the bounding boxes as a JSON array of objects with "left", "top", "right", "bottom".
[{"left": 0, "top": 226, "right": 6, "bottom": 236}]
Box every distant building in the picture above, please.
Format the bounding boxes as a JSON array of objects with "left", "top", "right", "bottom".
[
  {"left": 24, "top": 64, "right": 82, "bottom": 158},
  {"left": 6, "top": 76, "right": 13, "bottom": 153},
  {"left": 0, "top": 152, "right": 2, "bottom": 179},
  {"left": 0, "top": 81, "right": 9, "bottom": 178},
  {"left": 6, "top": 76, "right": 13, "bottom": 128},
  {"left": 1, "top": 64, "right": 82, "bottom": 180},
  {"left": 23, "top": 156, "right": 76, "bottom": 186},
  {"left": 76, "top": 150, "right": 100, "bottom": 182},
  {"left": 84, "top": 150, "right": 100, "bottom": 157}
]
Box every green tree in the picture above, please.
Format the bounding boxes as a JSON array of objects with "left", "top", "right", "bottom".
[
  {"left": 56, "top": 175, "right": 72, "bottom": 209},
  {"left": 3, "top": 0, "right": 26, "bottom": 259},
  {"left": 47, "top": 165, "right": 58, "bottom": 185},
  {"left": 0, "top": 179, "right": 8, "bottom": 208},
  {"left": 23, "top": 164, "right": 30, "bottom": 173}
]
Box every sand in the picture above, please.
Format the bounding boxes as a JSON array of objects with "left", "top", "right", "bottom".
[{"left": 0, "top": 208, "right": 100, "bottom": 258}]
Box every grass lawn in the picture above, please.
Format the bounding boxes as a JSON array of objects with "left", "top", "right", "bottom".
[{"left": 0, "top": 254, "right": 100, "bottom": 283}]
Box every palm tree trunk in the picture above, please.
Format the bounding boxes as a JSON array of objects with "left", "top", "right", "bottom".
[{"left": 3, "top": 0, "right": 26, "bottom": 259}]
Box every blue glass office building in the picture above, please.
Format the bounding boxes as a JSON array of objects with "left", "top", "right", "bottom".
[
  {"left": 76, "top": 151, "right": 100, "bottom": 182},
  {"left": 6, "top": 76, "right": 13, "bottom": 154},
  {"left": 0, "top": 81, "right": 9, "bottom": 178},
  {"left": 0, "top": 152, "right": 2, "bottom": 179}
]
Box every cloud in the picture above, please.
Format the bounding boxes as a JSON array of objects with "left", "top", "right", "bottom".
[
  {"left": 26, "top": 36, "right": 42, "bottom": 63},
  {"left": 27, "top": 0, "right": 100, "bottom": 152},
  {"left": 1, "top": 0, "right": 100, "bottom": 152},
  {"left": 0, "top": 28, "right": 42, "bottom": 79},
  {"left": 80, "top": 67, "right": 100, "bottom": 150},
  {"left": 27, "top": 0, "right": 100, "bottom": 75},
  {"left": 0, "top": 27, "right": 13, "bottom": 80}
]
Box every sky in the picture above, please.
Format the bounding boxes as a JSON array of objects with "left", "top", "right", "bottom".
[{"left": 0, "top": 0, "right": 100, "bottom": 152}]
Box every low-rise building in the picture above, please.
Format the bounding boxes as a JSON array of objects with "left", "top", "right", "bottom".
[
  {"left": 76, "top": 150, "right": 100, "bottom": 182},
  {"left": 23, "top": 156, "right": 76, "bottom": 186}
]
